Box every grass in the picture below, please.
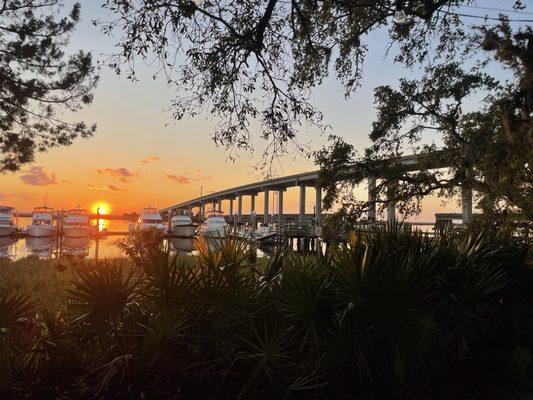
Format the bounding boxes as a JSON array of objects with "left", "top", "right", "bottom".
[{"left": 0, "top": 226, "right": 531, "bottom": 399}]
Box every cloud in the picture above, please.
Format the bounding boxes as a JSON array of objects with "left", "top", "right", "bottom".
[
  {"left": 97, "top": 168, "right": 140, "bottom": 183},
  {"left": 19, "top": 167, "right": 57, "bottom": 186},
  {"left": 141, "top": 156, "right": 160, "bottom": 164},
  {"left": 86, "top": 184, "right": 126, "bottom": 192},
  {"left": 193, "top": 169, "right": 212, "bottom": 181},
  {"left": 165, "top": 174, "right": 192, "bottom": 184},
  {"left": 0, "top": 192, "right": 33, "bottom": 201},
  {"left": 165, "top": 170, "right": 212, "bottom": 185}
]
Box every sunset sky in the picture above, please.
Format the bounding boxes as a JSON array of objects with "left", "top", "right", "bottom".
[{"left": 1, "top": 1, "right": 523, "bottom": 220}]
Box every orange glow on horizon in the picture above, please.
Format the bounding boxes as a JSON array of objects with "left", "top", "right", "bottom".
[{"left": 91, "top": 201, "right": 110, "bottom": 215}]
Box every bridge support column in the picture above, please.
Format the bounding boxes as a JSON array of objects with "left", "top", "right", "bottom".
[
  {"left": 299, "top": 185, "right": 306, "bottom": 223},
  {"left": 462, "top": 170, "right": 473, "bottom": 225},
  {"left": 228, "top": 198, "right": 234, "bottom": 219},
  {"left": 263, "top": 190, "right": 269, "bottom": 225},
  {"left": 368, "top": 177, "right": 377, "bottom": 222},
  {"left": 315, "top": 186, "right": 322, "bottom": 226},
  {"left": 237, "top": 195, "right": 243, "bottom": 225},
  {"left": 250, "top": 194, "right": 256, "bottom": 231},
  {"left": 200, "top": 203, "right": 205, "bottom": 221},
  {"left": 277, "top": 189, "right": 284, "bottom": 228},
  {"left": 386, "top": 182, "right": 397, "bottom": 224}
]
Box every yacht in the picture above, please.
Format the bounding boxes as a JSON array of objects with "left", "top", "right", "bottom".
[
  {"left": 256, "top": 223, "right": 277, "bottom": 240},
  {"left": 62, "top": 237, "right": 90, "bottom": 257},
  {"left": 138, "top": 207, "right": 167, "bottom": 232},
  {"left": 25, "top": 206, "right": 56, "bottom": 237},
  {"left": 170, "top": 214, "right": 195, "bottom": 237},
  {"left": 25, "top": 236, "right": 55, "bottom": 258},
  {"left": 0, "top": 206, "right": 17, "bottom": 236},
  {"left": 198, "top": 211, "right": 227, "bottom": 238},
  {"left": 170, "top": 237, "right": 195, "bottom": 252},
  {"left": 63, "top": 208, "right": 91, "bottom": 238},
  {"left": 0, "top": 236, "right": 16, "bottom": 259}
]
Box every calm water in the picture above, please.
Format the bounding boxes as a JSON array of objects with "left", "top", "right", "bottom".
[
  {"left": 0, "top": 218, "right": 271, "bottom": 261},
  {"left": 1, "top": 218, "right": 435, "bottom": 261}
]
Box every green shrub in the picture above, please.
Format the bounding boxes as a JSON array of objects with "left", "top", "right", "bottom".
[{"left": 0, "top": 225, "right": 530, "bottom": 399}]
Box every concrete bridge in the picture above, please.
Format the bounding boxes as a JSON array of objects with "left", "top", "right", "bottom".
[{"left": 160, "top": 152, "right": 473, "bottom": 226}]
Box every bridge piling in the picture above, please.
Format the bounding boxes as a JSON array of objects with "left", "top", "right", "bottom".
[
  {"left": 299, "top": 185, "right": 306, "bottom": 223},
  {"left": 277, "top": 190, "right": 284, "bottom": 228},
  {"left": 263, "top": 190, "right": 269, "bottom": 225}
]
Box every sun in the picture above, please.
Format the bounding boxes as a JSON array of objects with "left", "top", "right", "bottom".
[{"left": 91, "top": 201, "right": 110, "bottom": 215}]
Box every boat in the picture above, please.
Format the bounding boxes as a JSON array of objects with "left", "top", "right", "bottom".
[
  {"left": 0, "top": 236, "right": 16, "bottom": 259},
  {"left": 198, "top": 211, "right": 227, "bottom": 238},
  {"left": 25, "top": 236, "right": 56, "bottom": 258},
  {"left": 0, "top": 206, "right": 17, "bottom": 236},
  {"left": 170, "top": 237, "right": 195, "bottom": 252},
  {"left": 63, "top": 208, "right": 91, "bottom": 238},
  {"left": 255, "top": 223, "right": 277, "bottom": 241},
  {"left": 138, "top": 207, "right": 167, "bottom": 232},
  {"left": 25, "top": 206, "right": 56, "bottom": 237},
  {"left": 170, "top": 214, "right": 195, "bottom": 237},
  {"left": 61, "top": 237, "right": 90, "bottom": 257}
]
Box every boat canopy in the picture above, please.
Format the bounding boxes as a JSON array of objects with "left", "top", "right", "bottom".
[{"left": 140, "top": 207, "right": 162, "bottom": 221}]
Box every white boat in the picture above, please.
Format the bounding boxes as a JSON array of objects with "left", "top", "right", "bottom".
[
  {"left": 63, "top": 208, "right": 91, "bottom": 238},
  {"left": 256, "top": 223, "right": 277, "bottom": 240},
  {"left": 0, "top": 236, "right": 16, "bottom": 259},
  {"left": 25, "top": 236, "right": 55, "bottom": 258},
  {"left": 62, "top": 237, "right": 90, "bottom": 257},
  {"left": 138, "top": 207, "right": 167, "bottom": 232},
  {"left": 170, "top": 237, "right": 195, "bottom": 252},
  {"left": 198, "top": 211, "right": 227, "bottom": 238},
  {"left": 25, "top": 206, "right": 56, "bottom": 237},
  {"left": 0, "top": 206, "right": 17, "bottom": 236},
  {"left": 170, "top": 214, "right": 196, "bottom": 237}
]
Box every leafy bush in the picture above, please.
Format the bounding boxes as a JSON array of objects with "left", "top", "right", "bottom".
[{"left": 0, "top": 225, "right": 531, "bottom": 399}]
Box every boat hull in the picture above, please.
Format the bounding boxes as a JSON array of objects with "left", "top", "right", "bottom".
[
  {"left": 62, "top": 237, "right": 90, "bottom": 257},
  {"left": 63, "top": 225, "right": 91, "bottom": 238},
  {"left": 199, "top": 226, "right": 227, "bottom": 238},
  {"left": 25, "top": 224, "right": 56, "bottom": 237},
  {"left": 138, "top": 224, "right": 168, "bottom": 233},
  {"left": 26, "top": 236, "right": 55, "bottom": 257},
  {"left": 0, "top": 225, "right": 17, "bottom": 236},
  {"left": 170, "top": 224, "right": 196, "bottom": 237}
]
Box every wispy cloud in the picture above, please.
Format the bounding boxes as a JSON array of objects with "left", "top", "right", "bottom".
[
  {"left": 141, "top": 156, "right": 159, "bottom": 164},
  {"left": 193, "top": 169, "right": 213, "bottom": 181},
  {"left": 86, "top": 184, "right": 126, "bottom": 192},
  {"left": 165, "top": 174, "right": 192, "bottom": 184},
  {"left": 0, "top": 192, "right": 33, "bottom": 201},
  {"left": 165, "top": 169, "right": 212, "bottom": 185},
  {"left": 19, "top": 167, "right": 57, "bottom": 186},
  {"left": 97, "top": 168, "right": 140, "bottom": 183}
]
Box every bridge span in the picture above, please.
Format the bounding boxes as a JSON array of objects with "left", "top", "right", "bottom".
[{"left": 160, "top": 152, "right": 472, "bottom": 226}]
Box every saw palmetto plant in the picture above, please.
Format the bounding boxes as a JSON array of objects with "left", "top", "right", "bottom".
[{"left": 0, "top": 225, "right": 530, "bottom": 399}]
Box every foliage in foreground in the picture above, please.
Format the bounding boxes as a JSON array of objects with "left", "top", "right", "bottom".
[{"left": 0, "top": 226, "right": 531, "bottom": 399}]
